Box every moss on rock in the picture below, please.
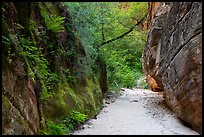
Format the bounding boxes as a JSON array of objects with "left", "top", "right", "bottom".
[
  {"left": 2, "top": 2, "right": 106, "bottom": 135},
  {"left": 42, "top": 77, "right": 103, "bottom": 123}
]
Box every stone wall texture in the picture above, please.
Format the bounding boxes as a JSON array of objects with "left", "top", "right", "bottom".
[
  {"left": 142, "top": 2, "right": 202, "bottom": 134},
  {"left": 2, "top": 2, "right": 104, "bottom": 135}
]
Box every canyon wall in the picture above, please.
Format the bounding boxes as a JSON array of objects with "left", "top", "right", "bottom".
[
  {"left": 2, "top": 2, "right": 106, "bottom": 135},
  {"left": 142, "top": 2, "right": 202, "bottom": 134}
]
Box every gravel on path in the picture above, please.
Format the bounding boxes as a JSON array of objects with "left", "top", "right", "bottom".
[{"left": 72, "top": 88, "right": 199, "bottom": 135}]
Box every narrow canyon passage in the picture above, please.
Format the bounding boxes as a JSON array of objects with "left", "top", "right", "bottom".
[
  {"left": 72, "top": 89, "right": 199, "bottom": 135},
  {"left": 2, "top": 2, "right": 202, "bottom": 135}
]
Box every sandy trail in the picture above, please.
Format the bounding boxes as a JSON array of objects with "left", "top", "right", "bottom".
[{"left": 72, "top": 88, "right": 199, "bottom": 135}]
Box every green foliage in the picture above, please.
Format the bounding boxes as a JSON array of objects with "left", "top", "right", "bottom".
[
  {"left": 69, "top": 110, "right": 87, "bottom": 124},
  {"left": 63, "top": 110, "right": 87, "bottom": 132},
  {"left": 39, "top": 72, "right": 59, "bottom": 101},
  {"left": 2, "top": 35, "right": 13, "bottom": 64},
  {"left": 3, "top": 3, "right": 103, "bottom": 135},
  {"left": 40, "top": 110, "right": 87, "bottom": 135},
  {"left": 2, "top": 20, "right": 58, "bottom": 101},
  {"left": 40, "top": 4, "right": 65, "bottom": 33},
  {"left": 61, "top": 68, "right": 77, "bottom": 85},
  {"left": 40, "top": 120, "right": 67, "bottom": 135},
  {"left": 2, "top": 13, "right": 9, "bottom": 36},
  {"left": 63, "top": 110, "right": 87, "bottom": 127},
  {"left": 63, "top": 117, "right": 74, "bottom": 132},
  {"left": 101, "top": 30, "right": 147, "bottom": 90},
  {"left": 17, "top": 35, "right": 59, "bottom": 101},
  {"left": 64, "top": 2, "right": 148, "bottom": 91},
  {"left": 45, "top": 15, "right": 65, "bottom": 33},
  {"left": 64, "top": 2, "right": 101, "bottom": 74}
]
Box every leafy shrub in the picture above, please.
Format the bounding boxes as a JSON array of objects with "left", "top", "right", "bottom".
[
  {"left": 40, "top": 120, "right": 67, "bottom": 135},
  {"left": 40, "top": 111, "right": 87, "bottom": 135},
  {"left": 69, "top": 110, "right": 87, "bottom": 124},
  {"left": 65, "top": 110, "right": 87, "bottom": 125},
  {"left": 62, "top": 110, "right": 87, "bottom": 133},
  {"left": 62, "top": 116, "right": 74, "bottom": 133}
]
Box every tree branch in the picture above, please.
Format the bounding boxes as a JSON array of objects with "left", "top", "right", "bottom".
[{"left": 99, "top": 12, "right": 148, "bottom": 47}]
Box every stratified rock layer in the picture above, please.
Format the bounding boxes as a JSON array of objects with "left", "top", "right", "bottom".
[{"left": 142, "top": 2, "right": 202, "bottom": 134}]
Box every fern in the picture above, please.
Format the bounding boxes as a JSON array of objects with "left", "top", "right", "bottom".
[{"left": 43, "top": 13, "right": 65, "bottom": 33}]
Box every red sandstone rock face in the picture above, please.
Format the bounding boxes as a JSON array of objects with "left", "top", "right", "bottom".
[
  {"left": 147, "top": 74, "right": 162, "bottom": 92},
  {"left": 2, "top": 60, "right": 40, "bottom": 135},
  {"left": 142, "top": 2, "right": 202, "bottom": 134},
  {"left": 144, "top": 2, "right": 161, "bottom": 30}
]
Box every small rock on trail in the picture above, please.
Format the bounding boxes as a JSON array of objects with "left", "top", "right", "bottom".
[{"left": 71, "top": 88, "right": 199, "bottom": 135}]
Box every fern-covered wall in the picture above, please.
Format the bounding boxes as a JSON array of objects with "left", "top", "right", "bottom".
[{"left": 2, "top": 2, "right": 105, "bottom": 135}]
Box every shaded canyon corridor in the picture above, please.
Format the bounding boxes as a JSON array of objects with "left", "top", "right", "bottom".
[{"left": 2, "top": 2, "right": 202, "bottom": 135}]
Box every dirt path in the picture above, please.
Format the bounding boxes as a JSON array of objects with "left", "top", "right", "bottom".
[{"left": 72, "top": 88, "right": 199, "bottom": 135}]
